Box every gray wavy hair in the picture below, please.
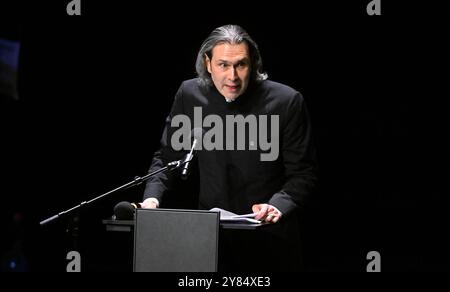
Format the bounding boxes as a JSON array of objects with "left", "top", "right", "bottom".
[{"left": 195, "top": 24, "right": 268, "bottom": 87}]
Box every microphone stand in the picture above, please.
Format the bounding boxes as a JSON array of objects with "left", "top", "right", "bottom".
[
  {"left": 40, "top": 158, "right": 189, "bottom": 226},
  {"left": 39, "top": 156, "right": 193, "bottom": 269}
]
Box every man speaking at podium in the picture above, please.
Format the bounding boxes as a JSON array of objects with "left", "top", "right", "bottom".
[{"left": 139, "top": 24, "right": 318, "bottom": 271}]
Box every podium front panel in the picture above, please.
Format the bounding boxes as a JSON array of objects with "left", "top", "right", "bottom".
[{"left": 134, "top": 208, "right": 219, "bottom": 272}]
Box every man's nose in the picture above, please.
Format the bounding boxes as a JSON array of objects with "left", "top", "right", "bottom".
[{"left": 228, "top": 67, "right": 238, "bottom": 81}]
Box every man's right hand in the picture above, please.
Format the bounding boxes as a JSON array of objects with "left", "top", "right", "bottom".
[{"left": 140, "top": 198, "right": 159, "bottom": 209}]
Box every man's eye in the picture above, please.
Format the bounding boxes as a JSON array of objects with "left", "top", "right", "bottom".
[{"left": 219, "top": 63, "right": 228, "bottom": 68}]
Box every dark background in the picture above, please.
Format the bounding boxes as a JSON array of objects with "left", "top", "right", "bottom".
[{"left": 1, "top": 1, "right": 448, "bottom": 271}]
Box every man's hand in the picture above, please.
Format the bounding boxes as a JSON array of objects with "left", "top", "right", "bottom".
[
  {"left": 140, "top": 198, "right": 159, "bottom": 209},
  {"left": 252, "top": 203, "right": 282, "bottom": 223}
]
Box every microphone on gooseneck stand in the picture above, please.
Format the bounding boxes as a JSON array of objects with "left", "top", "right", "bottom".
[
  {"left": 181, "top": 127, "right": 203, "bottom": 180},
  {"left": 181, "top": 139, "right": 197, "bottom": 180}
]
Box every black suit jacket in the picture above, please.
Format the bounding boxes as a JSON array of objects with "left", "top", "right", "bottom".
[{"left": 144, "top": 78, "right": 317, "bottom": 216}]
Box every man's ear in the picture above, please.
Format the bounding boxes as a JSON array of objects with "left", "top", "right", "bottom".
[{"left": 205, "top": 54, "right": 212, "bottom": 74}]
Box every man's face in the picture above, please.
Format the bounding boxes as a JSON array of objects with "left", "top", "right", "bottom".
[{"left": 206, "top": 42, "right": 251, "bottom": 101}]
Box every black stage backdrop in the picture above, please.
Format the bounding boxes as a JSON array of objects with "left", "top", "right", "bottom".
[{"left": 1, "top": 1, "right": 448, "bottom": 272}]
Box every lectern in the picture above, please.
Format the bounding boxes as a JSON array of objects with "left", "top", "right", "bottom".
[{"left": 133, "top": 208, "right": 220, "bottom": 272}]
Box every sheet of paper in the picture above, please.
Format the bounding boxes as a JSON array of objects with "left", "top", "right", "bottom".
[{"left": 209, "top": 208, "right": 262, "bottom": 223}]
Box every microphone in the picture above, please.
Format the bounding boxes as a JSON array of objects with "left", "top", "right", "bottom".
[
  {"left": 181, "top": 127, "right": 203, "bottom": 180},
  {"left": 113, "top": 201, "right": 140, "bottom": 220}
]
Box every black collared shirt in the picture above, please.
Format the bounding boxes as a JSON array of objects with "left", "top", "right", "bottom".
[{"left": 144, "top": 78, "right": 317, "bottom": 216}]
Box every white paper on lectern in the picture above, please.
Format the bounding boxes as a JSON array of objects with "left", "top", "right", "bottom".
[{"left": 209, "top": 208, "right": 262, "bottom": 223}]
